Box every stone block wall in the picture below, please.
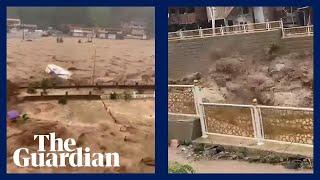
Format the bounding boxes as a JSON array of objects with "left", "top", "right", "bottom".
[
  {"left": 203, "top": 105, "right": 313, "bottom": 144},
  {"left": 169, "top": 30, "right": 313, "bottom": 80},
  {"left": 261, "top": 109, "right": 313, "bottom": 144},
  {"left": 204, "top": 106, "right": 255, "bottom": 137},
  {"left": 168, "top": 87, "right": 196, "bottom": 114}
]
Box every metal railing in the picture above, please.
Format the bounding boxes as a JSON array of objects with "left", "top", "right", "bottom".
[
  {"left": 202, "top": 102, "right": 313, "bottom": 145},
  {"left": 168, "top": 21, "right": 282, "bottom": 41},
  {"left": 169, "top": 20, "right": 314, "bottom": 40},
  {"left": 282, "top": 25, "right": 314, "bottom": 38},
  {"left": 168, "top": 84, "right": 313, "bottom": 146}
]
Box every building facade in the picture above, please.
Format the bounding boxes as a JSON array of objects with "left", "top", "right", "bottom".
[
  {"left": 168, "top": 7, "right": 312, "bottom": 32},
  {"left": 168, "top": 7, "right": 210, "bottom": 32}
]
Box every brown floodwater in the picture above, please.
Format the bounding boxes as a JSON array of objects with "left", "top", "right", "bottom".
[{"left": 168, "top": 147, "right": 313, "bottom": 174}]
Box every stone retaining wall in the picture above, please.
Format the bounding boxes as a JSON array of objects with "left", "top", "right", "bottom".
[
  {"left": 168, "top": 87, "right": 196, "bottom": 114},
  {"left": 169, "top": 30, "right": 313, "bottom": 80}
]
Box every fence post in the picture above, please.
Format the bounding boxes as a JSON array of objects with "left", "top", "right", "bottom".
[
  {"left": 267, "top": 21, "right": 270, "bottom": 31},
  {"left": 252, "top": 99, "right": 264, "bottom": 145},
  {"left": 199, "top": 27, "right": 203, "bottom": 38},
  {"left": 307, "top": 26, "right": 311, "bottom": 36},
  {"left": 212, "top": 27, "right": 215, "bottom": 37},
  {"left": 132, "top": 91, "right": 137, "bottom": 99},
  {"left": 193, "top": 80, "right": 208, "bottom": 138},
  {"left": 179, "top": 30, "right": 184, "bottom": 39},
  {"left": 280, "top": 19, "right": 285, "bottom": 38},
  {"left": 220, "top": 25, "right": 224, "bottom": 35}
]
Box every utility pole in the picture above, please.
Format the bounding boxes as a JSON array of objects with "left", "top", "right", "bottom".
[
  {"left": 91, "top": 37, "right": 96, "bottom": 85},
  {"left": 207, "top": 7, "right": 215, "bottom": 35}
]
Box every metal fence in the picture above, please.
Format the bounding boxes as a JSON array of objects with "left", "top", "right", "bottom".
[
  {"left": 203, "top": 103, "right": 255, "bottom": 138},
  {"left": 169, "top": 20, "right": 313, "bottom": 41},
  {"left": 282, "top": 25, "right": 314, "bottom": 38},
  {"left": 258, "top": 105, "right": 313, "bottom": 144},
  {"left": 168, "top": 85, "right": 313, "bottom": 146},
  {"left": 202, "top": 103, "right": 313, "bottom": 145},
  {"left": 168, "top": 21, "right": 282, "bottom": 41}
]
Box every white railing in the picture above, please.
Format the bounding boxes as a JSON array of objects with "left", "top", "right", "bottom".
[
  {"left": 168, "top": 21, "right": 282, "bottom": 41},
  {"left": 282, "top": 25, "right": 314, "bottom": 38},
  {"left": 169, "top": 20, "right": 314, "bottom": 40},
  {"left": 168, "top": 84, "right": 313, "bottom": 146},
  {"left": 202, "top": 102, "right": 313, "bottom": 146}
]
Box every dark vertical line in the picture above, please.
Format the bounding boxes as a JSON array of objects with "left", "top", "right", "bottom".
[
  {"left": 312, "top": 0, "right": 319, "bottom": 173},
  {"left": 155, "top": 0, "right": 168, "bottom": 175},
  {"left": 0, "top": 3, "right": 7, "bottom": 174}
]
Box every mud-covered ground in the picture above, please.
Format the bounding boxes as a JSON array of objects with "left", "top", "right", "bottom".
[
  {"left": 171, "top": 51, "right": 313, "bottom": 107},
  {"left": 168, "top": 145, "right": 312, "bottom": 173}
]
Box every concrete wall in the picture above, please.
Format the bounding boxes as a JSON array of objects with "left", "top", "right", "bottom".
[
  {"left": 169, "top": 30, "right": 313, "bottom": 80},
  {"left": 168, "top": 115, "right": 202, "bottom": 141},
  {"left": 280, "top": 36, "right": 313, "bottom": 53}
]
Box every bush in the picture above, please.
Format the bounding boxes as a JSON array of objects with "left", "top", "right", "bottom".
[
  {"left": 21, "top": 113, "right": 29, "bottom": 121},
  {"left": 58, "top": 96, "right": 67, "bottom": 105},
  {"left": 123, "top": 91, "right": 132, "bottom": 101},
  {"left": 268, "top": 43, "right": 280, "bottom": 55},
  {"left": 110, "top": 92, "right": 118, "bottom": 100},
  {"left": 168, "top": 162, "right": 195, "bottom": 174},
  {"left": 27, "top": 82, "right": 37, "bottom": 94},
  {"left": 41, "top": 78, "right": 52, "bottom": 94}
]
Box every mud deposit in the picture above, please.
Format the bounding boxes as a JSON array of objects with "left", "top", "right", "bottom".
[
  {"left": 7, "top": 100, "right": 154, "bottom": 173},
  {"left": 171, "top": 51, "right": 313, "bottom": 107},
  {"left": 168, "top": 146, "right": 312, "bottom": 173}
]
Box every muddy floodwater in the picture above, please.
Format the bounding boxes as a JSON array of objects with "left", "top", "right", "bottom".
[
  {"left": 7, "top": 99, "right": 155, "bottom": 173},
  {"left": 7, "top": 37, "right": 155, "bottom": 86}
]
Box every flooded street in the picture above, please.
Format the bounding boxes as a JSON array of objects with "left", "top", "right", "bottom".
[{"left": 168, "top": 147, "right": 312, "bottom": 173}]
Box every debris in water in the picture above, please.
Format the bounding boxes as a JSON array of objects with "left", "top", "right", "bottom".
[{"left": 45, "top": 64, "right": 72, "bottom": 80}]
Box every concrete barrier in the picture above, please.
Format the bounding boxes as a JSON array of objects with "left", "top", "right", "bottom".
[{"left": 168, "top": 114, "right": 202, "bottom": 142}]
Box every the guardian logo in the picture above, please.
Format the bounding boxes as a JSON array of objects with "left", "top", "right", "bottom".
[{"left": 13, "top": 132, "right": 120, "bottom": 168}]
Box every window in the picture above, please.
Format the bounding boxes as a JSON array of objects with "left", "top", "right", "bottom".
[
  {"left": 242, "top": 7, "right": 249, "bottom": 14},
  {"left": 169, "top": 8, "right": 176, "bottom": 14},
  {"left": 179, "top": 8, "right": 186, "bottom": 14},
  {"left": 187, "top": 8, "right": 195, "bottom": 13}
]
